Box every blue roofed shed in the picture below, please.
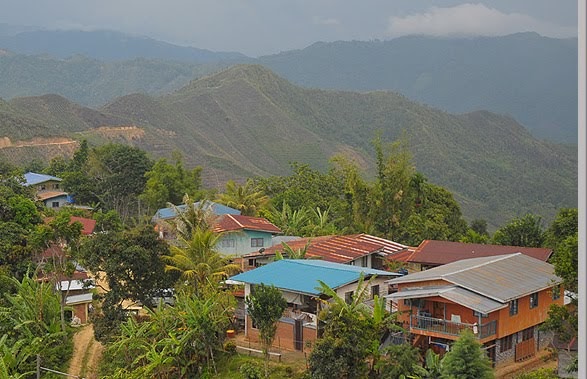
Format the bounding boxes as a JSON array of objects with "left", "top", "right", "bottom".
[
  {"left": 230, "top": 259, "right": 400, "bottom": 296},
  {"left": 229, "top": 259, "right": 400, "bottom": 351}
]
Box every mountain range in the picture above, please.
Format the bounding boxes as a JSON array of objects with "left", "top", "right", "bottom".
[
  {"left": 0, "top": 65, "right": 577, "bottom": 229},
  {"left": 0, "top": 29, "right": 578, "bottom": 143}
]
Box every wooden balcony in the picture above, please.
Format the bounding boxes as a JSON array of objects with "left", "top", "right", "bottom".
[{"left": 410, "top": 315, "right": 497, "bottom": 339}]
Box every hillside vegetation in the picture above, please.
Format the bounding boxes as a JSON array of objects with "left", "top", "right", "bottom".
[
  {"left": 259, "top": 33, "right": 577, "bottom": 143},
  {"left": 0, "top": 65, "right": 577, "bottom": 228}
]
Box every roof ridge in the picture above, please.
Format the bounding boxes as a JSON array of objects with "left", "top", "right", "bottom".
[
  {"left": 227, "top": 214, "right": 244, "bottom": 228},
  {"left": 444, "top": 252, "right": 522, "bottom": 277}
]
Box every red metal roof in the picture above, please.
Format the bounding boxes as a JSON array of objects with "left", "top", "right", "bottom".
[
  {"left": 212, "top": 214, "right": 282, "bottom": 234},
  {"left": 244, "top": 234, "right": 408, "bottom": 264},
  {"left": 44, "top": 216, "right": 96, "bottom": 235},
  {"left": 407, "top": 240, "right": 552, "bottom": 266}
]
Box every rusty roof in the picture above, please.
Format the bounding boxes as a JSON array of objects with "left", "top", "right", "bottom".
[
  {"left": 243, "top": 234, "right": 408, "bottom": 264},
  {"left": 407, "top": 240, "right": 552, "bottom": 266},
  {"left": 37, "top": 191, "right": 68, "bottom": 201},
  {"left": 212, "top": 214, "right": 282, "bottom": 234}
]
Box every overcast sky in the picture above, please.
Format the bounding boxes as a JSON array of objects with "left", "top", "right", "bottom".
[{"left": 0, "top": 0, "right": 578, "bottom": 57}]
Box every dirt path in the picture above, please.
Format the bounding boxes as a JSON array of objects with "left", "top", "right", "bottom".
[{"left": 68, "top": 325, "right": 104, "bottom": 379}]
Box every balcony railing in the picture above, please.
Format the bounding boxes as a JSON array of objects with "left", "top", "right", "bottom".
[{"left": 410, "top": 315, "right": 497, "bottom": 339}]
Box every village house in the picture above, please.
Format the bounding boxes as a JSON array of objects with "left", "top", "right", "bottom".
[
  {"left": 241, "top": 233, "right": 408, "bottom": 271},
  {"left": 229, "top": 259, "right": 400, "bottom": 351},
  {"left": 23, "top": 172, "right": 69, "bottom": 209},
  {"left": 386, "top": 253, "right": 562, "bottom": 367},
  {"left": 37, "top": 216, "right": 97, "bottom": 325},
  {"left": 212, "top": 214, "right": 282, "bottom": 256}
]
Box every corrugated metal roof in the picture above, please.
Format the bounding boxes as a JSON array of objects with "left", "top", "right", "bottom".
[
  {"left": 213, "top": 214, "right": 282, "bottom": 234},
  {"left": 23, "top": 172, "right": 62, "bottom": 186},
  {"left": 408, "top": 240, "right": 552, "bottom": 265},
  {"left": 388, "top": 253, "right": 560, "bottom": 303},
  {"left": 242, "top": 234, "right": 407, "bottom": 264},
  {"left": 230, "top": 259, "right": 399, "bottom": 295},
  {"left": 153, "top": 200, "right": 240, "bottom": 220},
  {"left": 388, "top": 286, "right": 506, "bottom": 314},
  {"left": 45, "top": 216, "right": 96, "bottom": 235}
]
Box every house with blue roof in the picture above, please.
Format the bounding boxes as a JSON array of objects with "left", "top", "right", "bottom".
[
  {"left": 23, "top": 172, "right": 69, "bottom": 209},
  {"left": 229, "top": 259, "right": 400, "bottom": 351}
]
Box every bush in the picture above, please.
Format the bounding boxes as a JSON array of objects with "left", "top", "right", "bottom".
[
  {"left": 239, "top": 361, "right": 263, "bottom": 379},
  {"left": 223, "top": 340, "right": 237, "bottom": 353}
]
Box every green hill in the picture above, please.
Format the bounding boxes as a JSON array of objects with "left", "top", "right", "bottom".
[
  {"left": 258, "top": 33, "right": 578, "bottom": 143},
  {"left": 0, "top": 65, "right": 577, "bottom": 229}
]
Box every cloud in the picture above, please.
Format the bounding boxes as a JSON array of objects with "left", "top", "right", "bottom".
[
  {"left": 386, "top": 3, "right": 576, "bottom": 38},
  {"left": 312, "top": 16, "right": 340, "bottom": 26}
]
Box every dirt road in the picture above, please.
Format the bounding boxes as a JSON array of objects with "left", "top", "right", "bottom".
[{"left": 68, "top": 325, "right": 104, "bottom": 379}]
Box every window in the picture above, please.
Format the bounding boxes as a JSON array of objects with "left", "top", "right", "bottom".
[
  {"left": 221, "top": 238, "right": 236, "bottom": 248},
  {"left": 552, "top": 285, "right": 561, "bottom": 300},
  {"left": 509, "top": 299, "right": 518, "bottom": 316},
  {"left": 521, "top": 327, "right": 534, "bottom": 341},
  {"left": 40, "top": 185, "right": 46, "bottom": 190},
  {"left": 53, "top": 183, "right": 60, "bottom": 189},
  {"left": 52, "top": 201, "right": 60, "bottom": 208},
  {"left": 371, "top": 285, "right": 380, "bottom": 299},
  {"left": 501, "top": 334, "right": 515, "bottom": 352},
  {"left": 529, "top": 292, "right": 539, "bottom": 309},
  {"left": 251, "top": 238, "right": 264, "bottom": 248},
  {"left": 345, "top": 291, "right": 354, "bottom": 304}
]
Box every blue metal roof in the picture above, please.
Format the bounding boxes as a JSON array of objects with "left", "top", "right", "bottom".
[
  {"left": 23, "top": 172, "right": 62, "bottom": 186},
  {"left": 153, "top": 200, "right": 241, "bottom": 220},
  {"left": 230, "top": 259, "right": 400, "bottom": 296}
]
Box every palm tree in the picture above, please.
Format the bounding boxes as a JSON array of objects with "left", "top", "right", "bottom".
[
  {"left": 216, "top": 179, "right": 269, "bottom": 216},
  {"left": 162, "top": 228, "right": 241, "bottom": 295},
  {"left": 161, "top": 194, "right": 216, "bottom": 241},
  {"left": 274, "top": 240, "right": 311, "bottom": 260}
]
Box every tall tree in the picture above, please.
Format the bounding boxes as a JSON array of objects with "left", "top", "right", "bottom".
[
  {"left": 440, "top": 329, "right": 494, "bottom": 379},
  {"left": 492, "top": 214, "right": 544, "bottom": 247},
  {"left": 244, "top": 284, "right": 287, "bottom": 378},
  {"left": 140, "top": 152, "right": 203, "bottom": 212},
  {"left": 78, "top": 223, "right": 172, "bottom": 341}
]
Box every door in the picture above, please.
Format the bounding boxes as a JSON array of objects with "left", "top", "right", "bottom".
[{"left": 294, "top": 319, "right": 303, "bottom": 350}]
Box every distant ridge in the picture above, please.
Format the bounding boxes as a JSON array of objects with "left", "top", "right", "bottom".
[{"left": 0, "top": 29, "right": 249, "bottom": 62}]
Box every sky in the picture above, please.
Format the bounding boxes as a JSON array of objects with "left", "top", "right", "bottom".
[{"left": 0, "top": 0, "right": 578, "bottom": 57}]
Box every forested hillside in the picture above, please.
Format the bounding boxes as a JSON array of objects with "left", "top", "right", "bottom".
[
  {"left": 0, "top": 65, "right": 577, "bottom": 228},
  {"left": 258, "top": 33, "right": 577, "bottom": 142}
]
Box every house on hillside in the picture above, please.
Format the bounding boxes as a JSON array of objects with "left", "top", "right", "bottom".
[
  {"left": 229, "top": 259, "right": 400, "bottom": 351},
  {"left": 213, "top": 214, "right": 282, "bottom": 256},
  {"left": 23, "top": 172, "right": 69, "bottom": 209},
  {"left": 37, "top": 216, "right": 97, "bottom": 325},
  {"left": 386, "top": 253, "right": 562, "bottom": 367},
  {"left": 387, "top": 239, "right": 552, "bottom": 271},
  {"left": 242, "top": 233, "right": 408, "bottom": 271}
]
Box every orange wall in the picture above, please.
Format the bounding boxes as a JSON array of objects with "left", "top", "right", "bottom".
[
  {"left": 395, "top": 281, "right": 563, "bottom": 339},
  {"left": 496, "top": 287, "right": 563, "bottom": 337}
]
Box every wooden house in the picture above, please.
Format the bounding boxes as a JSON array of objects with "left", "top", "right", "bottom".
[{"left": 387, "top": 253, "right": 562, "bottom": 366}]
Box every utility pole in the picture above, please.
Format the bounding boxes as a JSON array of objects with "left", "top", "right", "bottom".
[{"left": 36, "top": 354, "right": 41, "bottom": 379}]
